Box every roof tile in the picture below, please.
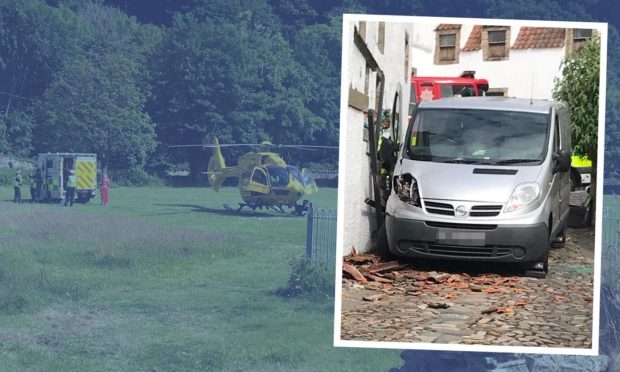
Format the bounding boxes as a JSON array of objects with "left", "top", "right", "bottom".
[
  {"left": 436, "top": 24, "right": 461, "bottom": 31},
  {"left": 462, "top": 25, "right": 482, "bottom": 51},
  {"left": 512, "top": 27, "right": 566, "bottom": 49}
]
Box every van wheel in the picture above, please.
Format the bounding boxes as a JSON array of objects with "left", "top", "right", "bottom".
[
  {"left": 524, "top": 253, "right": 548, "bottom": 278},
  {"left": 524, "top": 230, "right": 550, "bottom": 278},
  {"left": 551, "top": 224, "right": 566, "bottom": 248}
]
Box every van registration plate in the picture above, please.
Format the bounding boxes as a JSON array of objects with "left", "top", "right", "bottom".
[{"left": 437, "top": 231, "right": 486, "bottom": 246}]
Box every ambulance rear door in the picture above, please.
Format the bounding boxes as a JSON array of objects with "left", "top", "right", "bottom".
[{"left": 75, "top": 154, "right": 97, "bottom": 191}]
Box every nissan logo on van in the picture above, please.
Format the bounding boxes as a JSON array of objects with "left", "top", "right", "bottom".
[{"left": 455, "top": 205, "right": 468, "bottom": 217}]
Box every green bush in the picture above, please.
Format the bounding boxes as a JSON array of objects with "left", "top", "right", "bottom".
[
  {"left": 277, "top": 256, "right": 334, "bottom": 298},
  {"left": 109, "top": 167, "right": 164, "bottom": 187}
]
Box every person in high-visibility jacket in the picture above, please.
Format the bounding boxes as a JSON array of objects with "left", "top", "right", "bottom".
[
  {"left": 377, "top": 109, "right": 397, "bottom": 193},
  {"left": 66, "top": 169, "right": 77, "bottom": 207}
]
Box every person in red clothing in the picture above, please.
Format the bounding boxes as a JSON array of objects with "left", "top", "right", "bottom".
[{"left": 100, "top": 173, "right": 111, "bottom": 206}]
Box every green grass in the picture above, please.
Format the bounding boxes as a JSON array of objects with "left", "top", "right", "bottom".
[{"left": 0, "top": 186, "right": 400, "bottom": 371}]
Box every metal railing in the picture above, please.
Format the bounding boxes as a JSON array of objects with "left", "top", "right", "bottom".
[{"left": 306, "top": 207, "right": 337, "bottom": 268}]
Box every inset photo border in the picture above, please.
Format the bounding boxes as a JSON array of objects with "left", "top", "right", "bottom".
[{"left": 335, "top": 14, "right": 607, "bottom": 355}]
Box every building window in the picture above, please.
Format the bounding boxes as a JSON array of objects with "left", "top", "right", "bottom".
[
  {"left": 483, "top": 26, "right": 510, "bottom": 61},
  {"left": 359, "top": 21, "right": 366, "bottom": 42},
  {"left": 364, "top": 64, "right": 370, "bottom": 94},
  {"left": 485, "top": 88, "right": 508, "bottom": 96},
  {"left": 375, "top": 74, "right": 383, "bottom": 114},
  {"left": 378, "top": 22, "right": 385, "bottom": 54},
  {"left": 439, "top": 34, "right": 456, "bottom": 60},
  {"left": 391, "top": 92, "right": 400, "bottom": 143},
  {"left": 434, "top": 29, "right": 460, "bottom": 64},
  {"left": 404, "top": 32, "right": 409, "bottom": 82},
  {"left": 488, "top": 30, "right": 506, "bottom": 57},
  {"left": 572, "top": 28, "right": 593, "bottom": 53}
]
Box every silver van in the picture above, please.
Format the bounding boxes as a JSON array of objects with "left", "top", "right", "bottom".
[{"left": 385, "top": 97, "right": 572, "bottom": 277}]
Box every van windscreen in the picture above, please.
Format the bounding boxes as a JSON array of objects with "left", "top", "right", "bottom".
[{"left": 407, "top": 109, "right": 549, "bottom": 165}]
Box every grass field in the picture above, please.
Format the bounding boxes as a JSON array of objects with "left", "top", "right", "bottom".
[{"left": 0, "top": 186, "right": 400, "bottom": 371}]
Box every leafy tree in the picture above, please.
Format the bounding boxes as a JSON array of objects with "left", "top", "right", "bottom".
[
  {"left": 0, "top": 0, "right": 82, "bottom": 155},
  {"left": 149, "top": 2, "right": 327, "bottom": 178},
  {"left": 35, "top": 2, "right": 158, "bottom": 171},
  {"left": 291, "top": 18, "right": 342, "bottom": 164},
  {"left": 553, "top": 34, "right": 600, "bottom": 227},
  {"left": 553, "top": 35, "right": 601, "bottom": 167}
]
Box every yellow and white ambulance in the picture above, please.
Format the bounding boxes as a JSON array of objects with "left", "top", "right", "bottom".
[{"left": 38, "top": 153, "right": 97, "bottom": 203}]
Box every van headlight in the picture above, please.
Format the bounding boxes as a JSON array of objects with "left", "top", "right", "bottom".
[
  {"left": 393, "top": 173, "right": 421, "bottom": 207},
  {"left": 505, "top": 182, "right": 541, "bottom": 213}
]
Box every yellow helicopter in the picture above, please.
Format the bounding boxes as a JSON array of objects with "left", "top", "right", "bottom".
[{"left": 171, "top": 138, "right": 337, "bottom": 215}]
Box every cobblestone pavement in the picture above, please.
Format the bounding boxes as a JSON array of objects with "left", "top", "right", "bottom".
[{"left": 340, "top": 227, "right": 595, "bottom": 349}]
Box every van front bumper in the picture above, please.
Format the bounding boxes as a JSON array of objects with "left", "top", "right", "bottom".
[{"left": 385, "top": 214, "right": 548, "bottom": 264}]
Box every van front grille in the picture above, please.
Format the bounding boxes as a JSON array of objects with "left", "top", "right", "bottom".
[
  {"left": 470, "top": 205, "right": 503, "bottom": 217},
  {"left": 424, "top": 201, "right": 454, "bottom": 216},
  {"left": 401, "top": 240, "right": 516, "bottom": 258},
  {"left": 425, "top": 221, "right": 497, "bottom": 230}
]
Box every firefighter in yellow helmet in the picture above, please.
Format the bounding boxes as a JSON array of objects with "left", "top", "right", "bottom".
[{"left": 66, "top": 169, "right": 77, "bottom": 207}]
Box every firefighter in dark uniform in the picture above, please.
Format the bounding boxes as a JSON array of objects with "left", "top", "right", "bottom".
[
  {"left": 29, "top": 173, "right": 36, "bottom": 202},
  {"left": 35, "top": 167, "right": 43, "bottom": 201}
]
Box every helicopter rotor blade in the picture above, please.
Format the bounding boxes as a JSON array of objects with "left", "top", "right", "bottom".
[
  {"left": 274, "top": 144, "right": 339, "bottom": 150},
  {"left": 168, "top": 143, "right": 266, "bottom": 148},
  {"left": 168, "top": 143, "right": 338, "bottom": 150}
]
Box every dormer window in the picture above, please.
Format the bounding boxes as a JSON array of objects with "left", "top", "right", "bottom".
[
  {"left": 483, "top": 26, "right": 510, "bottom": 61},
  {"left": 434, "top": 24, "right": 461, "bottom": 65},
  {"left": 572, "top": 29, "right": 593, "bottom": 52}
]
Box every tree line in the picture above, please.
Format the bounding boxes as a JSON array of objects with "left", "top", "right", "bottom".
[
  {"left": 0, "top": 0, "right": 618, "bottom": 180},
  {"left": 0, "top": 0, "right": 343, "bottom": 178}
]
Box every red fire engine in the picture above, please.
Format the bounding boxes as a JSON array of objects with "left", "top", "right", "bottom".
[{"left": 410, "top": 71, "right": 489, "bottom": 104}]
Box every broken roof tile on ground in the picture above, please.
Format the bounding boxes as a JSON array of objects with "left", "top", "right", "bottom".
[{"left": 341, "top": 234, "right": 594, "bottom": 348}]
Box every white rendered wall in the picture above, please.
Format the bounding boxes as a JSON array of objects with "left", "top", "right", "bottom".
[
  {"left": 341, "top": 20, "right": 413, "bottom": 255},
  {"left": 410, "top": 24, "right": 566, "bottom": 100}
]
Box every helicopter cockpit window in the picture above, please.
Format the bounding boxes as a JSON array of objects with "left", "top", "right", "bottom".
[
  {"left": 251, "top": 168, "right": 268, "bottom": 186},
  {"left": 267, "top": 165, "right": 289, "bottom": 187},
  {"left": 287, "top": 166, "right": 302, "bottom": 182}
]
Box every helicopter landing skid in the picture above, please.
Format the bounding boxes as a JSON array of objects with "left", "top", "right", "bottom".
[
  {"left": 234, "top": 203, "right": 257, "bottom": 213},
  {"left": 223, "top": 200, "right": 311, "bottom": 216}
]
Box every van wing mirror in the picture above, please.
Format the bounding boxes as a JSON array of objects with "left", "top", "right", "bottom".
[{"left": 553, "top": 149, "right": 571, "bottom": 173}]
